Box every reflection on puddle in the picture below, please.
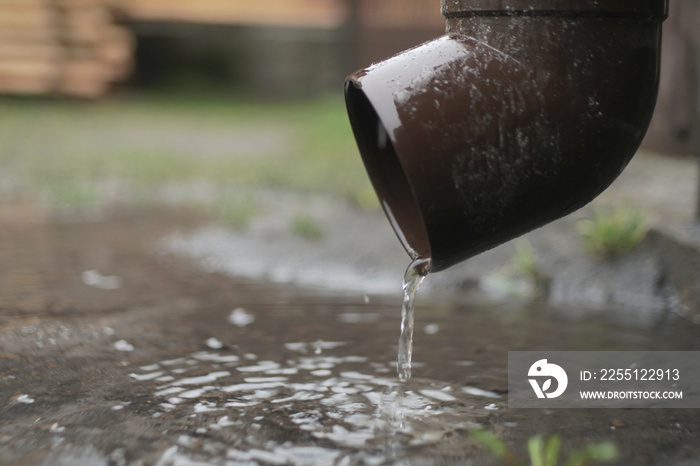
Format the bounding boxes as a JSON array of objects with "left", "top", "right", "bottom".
[{"left": 128, "top": 338, "right": 497, "bottom": 465}]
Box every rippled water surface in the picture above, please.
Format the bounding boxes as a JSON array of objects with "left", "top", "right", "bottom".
[
  {"left": 118, "top": 290, "right": 509, "bottom": 465},
  {"left": 4, "top": 273, "right": 700, "bottom": 466},
  {"left": 120, "top": 284, "right": 700, "bottom": 465}
]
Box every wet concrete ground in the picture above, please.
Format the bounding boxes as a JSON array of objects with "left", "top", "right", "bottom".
[{"left": 1, "top": 205, "right": 700, "bottom": 465}]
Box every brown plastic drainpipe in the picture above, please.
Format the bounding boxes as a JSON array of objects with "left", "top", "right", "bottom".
[{"left": 345, "top": 0, "right": 668, "bottom": 273}]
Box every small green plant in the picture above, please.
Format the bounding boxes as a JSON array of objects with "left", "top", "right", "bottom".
[
  {"left": 44, "top": 181, "right": 100, "bottom": 210},
  {"left": 290, "top": 213, "right": 324, "bottom": 241},
  {"left": 510, "top": 239, "right": 547, "bottom": 284},
  {"left": 471, "top": 430, "right": 618, "bottom": 466},
  {"left": 577, "top": 202, "right": 647, "bottom": 260},
  {"left": 213, "top": 197, "right": 257, "bottom": 230}
]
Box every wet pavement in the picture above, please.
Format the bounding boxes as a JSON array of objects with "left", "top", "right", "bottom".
[{"left": 1, "top": 205, "right": 700, "bottom": 465}]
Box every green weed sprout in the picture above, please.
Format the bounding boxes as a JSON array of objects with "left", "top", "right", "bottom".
[
  {"left": 290, "top": 214, "right": 324, "bottom": 241},
  {"left": 511, "top": 238, "right": 548, "bottom": 284},
  {"left": 470, "top": 430, "right": 618, "bottom": 466},
  {"left": 213, "top": 197, "right": 257, "bottom": 230},
  {"left": 576, "top": 202, "right": 647, "bottom": 260}
]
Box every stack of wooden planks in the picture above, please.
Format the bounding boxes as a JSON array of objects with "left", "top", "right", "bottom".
[
  {"left": 0, "top": 0, "right": 444, "bottom": 98},
  {"left": 119, "top": 0, "right": 345, "bottom": 29},
  {"left": 0, "top": 0, "right": 133, "bottom": 98}
]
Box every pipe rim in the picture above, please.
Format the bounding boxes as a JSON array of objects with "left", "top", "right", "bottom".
[{"left": 442, "top": 0, "right": 668, "bottom": 19}]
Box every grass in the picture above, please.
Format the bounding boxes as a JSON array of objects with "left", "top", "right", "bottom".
[
  {"left": 470, "top": 430, "right": 618, "bottom": 466},
  {"left": 0, "top": 92, "right": 374, "bottom": 218},
  {"left": 576, "top": 202, "right": 648, "bottom": 260},
  {"left": 290, "top": 213, "right": 324, "bottom": 241},
  {"left": 510, "top": 239, "right": 547, "bottom": 284},
  {"left": 211, "top": 195, "right": 258, "bottom": 230}
]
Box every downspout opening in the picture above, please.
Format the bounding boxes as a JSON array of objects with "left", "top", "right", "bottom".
[{"left": 344, "top": 81, "right": 431, "bottom": 261}]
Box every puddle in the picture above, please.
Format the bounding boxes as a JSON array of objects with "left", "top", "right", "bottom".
[
  {"left": 1, "top": 212, "right": 699, "bottom": 465},
  {"left": 95, "top": 284, "right": 696, "bottom": 466},
  {"left": 127, "top": 337, "right": 493, "bottom": 465},
  {"left": 6, "top": 279, "right": 699, "bottom": 465}
]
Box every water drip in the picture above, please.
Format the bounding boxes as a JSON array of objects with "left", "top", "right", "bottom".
[{"left": 397, "top": 258, "right": 431, "bottom": 382}]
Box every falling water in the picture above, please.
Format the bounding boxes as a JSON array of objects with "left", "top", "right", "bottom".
[{"left": 397, "top": 258, "right": 431, "bottom": 382}]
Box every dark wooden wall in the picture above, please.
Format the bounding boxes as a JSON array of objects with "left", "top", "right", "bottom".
[{"left": 643, "top": 0, "right": 700, "bottom": 155}]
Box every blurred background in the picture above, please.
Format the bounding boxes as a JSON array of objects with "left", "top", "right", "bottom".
[
  {"left": 1, "top": 6, "right": 700, "bottom": 462},
  {"left": 0, "top": 0, "right": 446, "bottom": 219},
  {"left": 0, "top": 0, "right": 698, "bottom": 221}
]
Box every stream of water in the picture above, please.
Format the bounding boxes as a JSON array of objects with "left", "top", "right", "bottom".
[{"left": 397, "top": 258, "right": 431, "bottom": 382}]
